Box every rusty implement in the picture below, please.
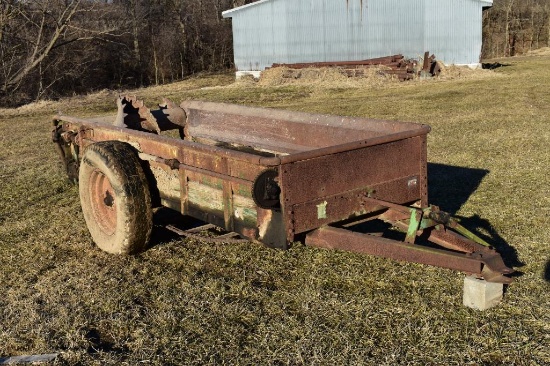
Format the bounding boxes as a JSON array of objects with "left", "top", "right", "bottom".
[
  {"left": 114, "top": 95, "right": 187, "bottom": 134},
  {"left": 51, "top": 98, "right": 514, "bottom": 284},
  {"left": 306, "top": 200, "right": 513, "bottom": 284},
  {"left": 270, "top": 52, "right": 441, "bottom": 81}
]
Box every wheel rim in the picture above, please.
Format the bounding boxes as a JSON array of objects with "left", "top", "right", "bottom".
[{"left": 89, "top": 169, "right": 117, "bottom": 236}]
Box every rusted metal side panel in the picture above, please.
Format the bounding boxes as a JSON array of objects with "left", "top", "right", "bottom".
[
  {"left": 57, "top": 118, "right": 266, "bottom": 165},
  {"left": 419, "top": 134, "right": 429, "bottom": 207},
  {"left": 149, "top": 161, "right": 181, "bottom": 211},
  {"left": 233, "top": 194, "right": 258, "bottom": 229},
  {"left": 290, "top": 176, "right": 421, "bottom": 234},
  {"left": 280, "top": 136, "right": 424, "bottom": 205},
  {"left": 180, "top": 170, "right": 259, "bottom": 238},
  {"left": 175, "top": 167, "right": 287, "bottom": 247},
  {"left": 62, "top": 121, "right": 267, "bottom": 182},
  {"left": 182, "top": 101, "right": 427, "bottom": 145},
  {"left": 185, "top": 178, "right": 232, "bottom": 233},
  {"left": 185, "top": 106, "right": 381, "bottom": 150},
  {"left": 279, "top": 136, "right": 425, "bottom": 236},
  {"left": 183, "top": 150, "right": 265, "bottom": 182}
]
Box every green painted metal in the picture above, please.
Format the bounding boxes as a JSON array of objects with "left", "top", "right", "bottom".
[
  {"left": 405, "top": 208, "right": 422, "bottom": 243},
  {"left": 400, "top": 206, "right": 491, "bottom": 248},
  {"left": 451, "top": 221, "right": 492, "bottom": 247}
]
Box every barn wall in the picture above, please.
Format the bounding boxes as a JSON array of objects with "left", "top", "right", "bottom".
[
  {"left": 424, "top": 0, "right": 486, "bottom": 65},
  {"left": 223, "top": 0, "right": 491, "bottom": 72}
]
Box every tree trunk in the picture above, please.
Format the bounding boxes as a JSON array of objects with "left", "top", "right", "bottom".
[
  {"left": 130, "top": 0, "right": 143, "bottom": 85},
  {"left": 505, "top": 0, "right": 514, "bottom": 56}
]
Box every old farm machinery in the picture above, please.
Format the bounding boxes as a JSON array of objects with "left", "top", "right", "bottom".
[{"left": 52, "top": 97, "right": 514, "bottom": 302}]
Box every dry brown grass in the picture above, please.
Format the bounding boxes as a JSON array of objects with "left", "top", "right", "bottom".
[
  {"left": 231, "top": 64, "right": 496, "bottom": 90},
  {"left": 258, "top": 66, "right": 399, "bottom": 88},
  {"left": 526, "top": 46, "right": 550, "bottom": 56},
  {"left": 436, "top": 64, "right": 499, "bottom": 80},
  {"left": 0, "top": 55, "right": 549, "bottom": 365}
]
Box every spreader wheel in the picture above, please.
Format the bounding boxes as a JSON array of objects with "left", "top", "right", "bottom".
[{"left": 79, "top": 141, "right": 152, "bottom": 254}]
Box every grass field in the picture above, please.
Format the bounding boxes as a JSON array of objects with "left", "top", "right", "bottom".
[{"left": 0, "top": 55, "right": 548, "bottom": 365}]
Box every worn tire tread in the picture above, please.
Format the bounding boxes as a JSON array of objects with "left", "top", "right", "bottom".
[{"left": 79, "top": 141, "right": 152, "bottom": 254}]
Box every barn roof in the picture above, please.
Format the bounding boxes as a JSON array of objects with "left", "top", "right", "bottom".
[
  {"left": 222, "top": 0, "right": 272, "bottom": 18},
  {"left": 222, "top": 0, "right": 493, "bottom": 18}
]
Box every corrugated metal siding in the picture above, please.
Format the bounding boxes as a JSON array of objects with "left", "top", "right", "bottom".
[
  {"left": 424, "top": 0, "right": 485, "bottom": 64},
  {"left": 365, "top": 0, "right": 425, "bottom": 59},
  {"left": 224, "top": 0, "right": 488, "bottom": 71},
  {"left": 230, "top": 1, "right": 287, "bottom": 71}
]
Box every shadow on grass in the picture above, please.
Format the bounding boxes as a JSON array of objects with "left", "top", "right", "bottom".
[
  {"left": 482, "top": 62, "right": 511, "bottom": 70},
  {"left": 84, "top": 328, "right": 129, "bottom": 355},
  {"left": 428, "top": 163, "right": 524, "bottom": 271},
  {"left": 147, "top": 207, "right": 207, "bottom": 249},
  {"left": 428, "top": 163, "right": 487, "bottom": 215},
  {"left": 545, "top": 261, "right": 550, "bottom": 282}
]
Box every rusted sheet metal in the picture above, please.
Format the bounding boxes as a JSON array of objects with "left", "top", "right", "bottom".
[
  {"left": 115, "top": 95, "right": 187, "bottom": 134},
  {"left": 141, "top": 152, "right": 256, "bottom": 188},
  {"left": 181, "top": 101, "right": 429, "bottom": 149},
  {"left": 279, "top": 136, "right": 425, "bottom": 206},
  {"left": 272, "top": 54, "right": 407, "bottom": 68},
  {"left": 55, "top": 116, "right": 266, "bottom": 165},
  {"left": 274, "top": 127, "right": 430, "bottom": 165},
  {"left": 180, "top": 101, "right": 430, "bottom": 166},
  {"left": 306, "top": 226, "right": 485, "bottom": 274},
  {"left": 178, "top": 101, "right": 431, "bottom": 168},
  {"left": 289, "top": 176, "right": 421, "bottom": 234},
  {"left": 54, "top": 118, "right": 270, "bottom": 179},
  {"left": 184, "top": 106, "right": 314, "bottom": 153},
  {"left": 270, "top": 52, "right": 441, "bottom": 81}
]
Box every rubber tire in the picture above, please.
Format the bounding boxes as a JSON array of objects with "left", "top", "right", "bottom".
[{"left": 79, "top": 141, "right": 152, "bottom": 254}]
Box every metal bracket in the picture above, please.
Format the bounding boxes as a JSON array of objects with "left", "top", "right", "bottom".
[
  {"left": 405, "top": 208, "right": 423, "bottom": 243},
  {"left": 322, "top": 197, "right": 514, "bottom": 283}
]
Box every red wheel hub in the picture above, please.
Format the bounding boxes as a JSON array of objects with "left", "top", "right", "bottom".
[{"left": 89, "top": 169, "right": 116, "bottom": 236}]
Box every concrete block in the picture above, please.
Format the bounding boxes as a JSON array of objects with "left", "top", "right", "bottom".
[{"left": 463, "top": 276, "right": 504, "bottom": 310}]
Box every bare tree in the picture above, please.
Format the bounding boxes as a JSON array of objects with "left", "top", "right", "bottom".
[
  {"left": 10, "top": 0, "right": 550, "bottom": 106},
  {"left": 484, "top": 0, "right": 550, "bottom": 59},
  {"left": 3, "top": 0, "right": 84, "bottom": 94},
  {"left": 0, "top": 0, "right": 122, "bottom": 101}
]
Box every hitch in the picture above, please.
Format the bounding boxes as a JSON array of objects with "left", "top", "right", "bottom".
[{"left": 306, "top": 198, "right": 514, "bottom": 284}]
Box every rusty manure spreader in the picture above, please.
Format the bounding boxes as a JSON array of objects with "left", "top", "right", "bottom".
[{"left": 52, "top": 96, "right": 514, "bottom": 308}]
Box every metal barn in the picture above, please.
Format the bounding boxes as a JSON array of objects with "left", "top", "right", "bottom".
[{"left": 222, "top": 0, "right": 492, "bottom": 77}]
